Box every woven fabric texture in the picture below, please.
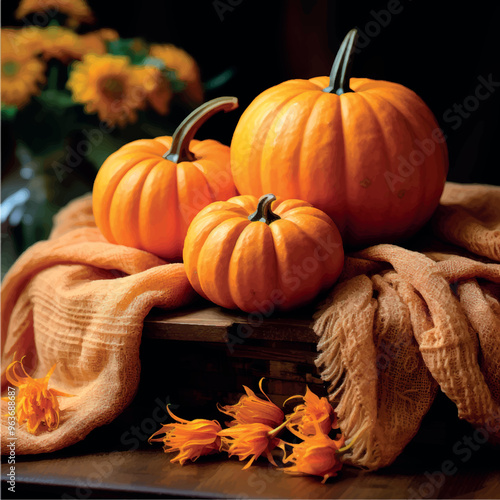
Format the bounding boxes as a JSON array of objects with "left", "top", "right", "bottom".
[
  {"left": 1, "top": 183, "right": 499, "bottom": 465},
  {"left": 314, "top": 183, "right": 500, "bottom": 469},
  {"left": 1, "top": 195, "right": 196, "bottom": 454}
]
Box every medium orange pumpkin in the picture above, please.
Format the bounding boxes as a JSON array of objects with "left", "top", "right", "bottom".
[
  {"left": 230, "top": 29, "right": 448, "bottom": 246},
  {"left": 93, "top": 96, "right": 238, "bottom": 260},
  {"left": 183, "top": 193, "right": 344, "bottom": 313}
]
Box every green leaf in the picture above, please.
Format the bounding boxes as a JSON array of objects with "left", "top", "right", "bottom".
[
  {"left": 107, "top": 38, "right": 131, "bottom": 55},
  {"left": 204, "top": 67, "right": 236, "bottom": 91},
  {"left": 82, "top": 130, "right": 128, "bottom": 171},
  {"left": 163, "top": 69, "right": 186, "bottom": 93},
  {"left": 142, "top": 56, "right": 166, "bottom": 70},
  {"left": 107, "top": 38, "right": 149, "bottom": 65},
  {"left": 1, "top": 104, "right": 18, "bottom": 120},
  {"left": 36, "top": 90, "right": 77, "bottom": 110},
  {"left": 140, "top": 56, "right": 186, "bottom": 93},
  {"left": 12, "top": 99, "right": 76, "bottom": 156}
]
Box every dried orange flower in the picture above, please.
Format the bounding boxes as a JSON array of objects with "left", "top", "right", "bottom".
[
  {"left": 149, "top": 406, "right": 222, "bottom": 465},
  {"left": 5, "top": 358, "right": 74, "bottom": 434},
  {"left": 279, "top": 430, "right": 346, "bottom": 483},
  {"left": 285, "top": 386, "right": 338, "bottom": 436},
  {"left": 280, "top": 418, "right": 364, "bottom": 483},
  {"left": 217, "top": 378, "right": 284, "bottom": 428},
  {"left": 218, "top": 421, "right": 285, "bottom": 470}
]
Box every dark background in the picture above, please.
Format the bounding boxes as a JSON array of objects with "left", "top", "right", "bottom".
[
  {"left": 1, "top": 5, "right": 499, "bottom": 495},
  {"left": 2, "top": 0, "right": 500, "bottom": 184}
]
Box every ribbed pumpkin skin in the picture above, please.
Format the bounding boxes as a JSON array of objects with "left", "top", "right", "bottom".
[
  {"left": 93, "top": 137, "right": 236, "bottom": 260},
  {"left": 230, "top": 77, "right": 448, "bottom": 246},
  {"left": 183, "top": 195, "right": 344, "bottom": 313}
]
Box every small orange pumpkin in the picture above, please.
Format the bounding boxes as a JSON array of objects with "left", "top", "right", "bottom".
[
  {"left": 93, "top": 96, "right": 238, "bottom": 260},
  {"left": 230, "top": 29, "right": 448, "bottom": 247},
  {"left": 183, "top": 193, "right": 344, "bottom": 313}
]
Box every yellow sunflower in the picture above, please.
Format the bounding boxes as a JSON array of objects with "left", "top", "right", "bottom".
[
  {"left": 15, "top": 0, "right": 95, "bottom": 27},
  {"left": 149, "top": 44, "right": 204, "bottom": 104},
  {"left": 1, "top": 28, "right": 38, "bottom": 58},
  {"left": 95, "top": 29, "right": 120, "bottom": 43},
  {"left": 1, "top": 29, "right": 20, "bottom": 54},
  {"left": 67, "top": 54, "right": 149, "bottom": 127},
  {"left": 135, "top": 65, "right": 173, "bottom": 115},
  {"left": 9, "top": 26, "right": 43, "bottom": 57},
  {"left": 20, "top": 26, "right": 87, "bottom": 63},
  {"left": 1, "top": 31, "right": 46, "bottom": 108},
  {"left": 80, "top": 29, "right": 119, "bottom": 56}
]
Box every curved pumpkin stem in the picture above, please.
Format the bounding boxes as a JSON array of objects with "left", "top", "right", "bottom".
[
  {"left": 163, "top": 96, "right": 238, "bottom": 163},
  {"left": 248, "top": 194, "right": 281, "bottom": 225},
  {"left": 323, "top": 28, "right": 358, "bottom": 95}
]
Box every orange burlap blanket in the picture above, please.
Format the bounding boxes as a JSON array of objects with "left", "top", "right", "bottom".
[
  {"left": 315, "top": 182, "right": 500, "bottom": 469},
  {"left": 0, "top": 197, "right": 197, "bottom": 454},
  {"left": 1, "top": 182, "right": 499, "bottom": 468}
]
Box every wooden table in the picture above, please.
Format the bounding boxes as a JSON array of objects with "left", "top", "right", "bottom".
[{"left": 2, "top": 305, "right": 500, "bottom": 499}]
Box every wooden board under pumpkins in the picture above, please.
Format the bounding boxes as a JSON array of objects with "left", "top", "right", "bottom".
[{"left": 141, "top": 302, "right": 324, "bottom": 413}]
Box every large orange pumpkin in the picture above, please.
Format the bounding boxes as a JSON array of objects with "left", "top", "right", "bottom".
[
  {"left": 230, "top": 29, "right": 448, "bottom": 246},
  {"left": 93, "top": 97, "right": 238, "bottom": 260},
  {"left": 183, "top": 193, "right": 344, "bottom": 313}
]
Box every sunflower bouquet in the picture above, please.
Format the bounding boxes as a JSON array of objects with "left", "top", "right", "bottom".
[
  {"left": 1, "top": 0, "right": 216, "bottom": 275},
  {"left": 2, "top": 0, "right": 203, "bottom": 122}
]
